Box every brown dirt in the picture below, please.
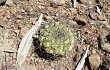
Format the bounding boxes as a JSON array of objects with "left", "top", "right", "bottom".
[{"left": 0, "top": 0, "right": 110, "bottom": 70}]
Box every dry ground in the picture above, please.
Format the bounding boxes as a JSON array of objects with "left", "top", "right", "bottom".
[{"left": 0, "top": 0, "right": 110, "bottom": 70}]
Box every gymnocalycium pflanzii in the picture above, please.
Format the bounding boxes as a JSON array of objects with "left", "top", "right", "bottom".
[{"left": 39, "top": 22, "right": 74, "bottom": 55}]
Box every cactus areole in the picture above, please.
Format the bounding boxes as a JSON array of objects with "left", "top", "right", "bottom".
[{"left": 39, "top": 22, "right": 74, "bottom": 55}]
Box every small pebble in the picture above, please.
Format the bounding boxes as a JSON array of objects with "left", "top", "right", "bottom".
[
  {"left": 89, "top": 12, "right": 97, "bottom": 20},
  {"left": 89, "top": 53, "right": 101, "bottom": 70},
  {"left": 6, "top": 0, "right": 13, "bottom": 6},
  {"left": 103, "top": 43, "right": 110, "bottom": 53}
]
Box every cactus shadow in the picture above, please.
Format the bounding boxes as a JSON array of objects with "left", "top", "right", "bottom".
[
  {"left": 0, "top": 2, "right": 5, "bottom": 6},
  {"left": 33, "top": 37, "right": 63, "bottom": 60}
]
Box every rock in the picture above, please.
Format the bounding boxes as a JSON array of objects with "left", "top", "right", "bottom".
[
  {"left": 16, "top": 15, "right": 23, "bottom": 19},
  {"left": 0, "top": 8, "right": 5, "bottom": 13},
  {"left": 44, "top": 15, "right": 53, "bottom": 20},
  {"left": 23, "top": 6, "right": 32, "bottom": 12},
  {"left": 89, "top": 53, "right": 101, "bottom": 70},
  {"left": 0, "top": 27, "right": 3, "bottom": 47},
  {"left": 28, "top": 0, "right": 35, "bottom": 5},
  {"left": 6, "top": 14, "right": 11, "bottom": 19},
  {"left": 0, "top": 0, "right": 6, "bottom": 4},
  {"left": 97, "top": 15, "right": 106, "bottom": 21},
  {"left": 80, "top": 0, "right": 96, "bottom": 5},
  {"left": 20, "top": 9, "right": 25, "bottom": 13},
  {"left": 69, "top": 8, "right": 77, "bottom": 14},
  {"left": 103, "top": 43, "right": 110, "bottom": 53},
  {"left": 30, "top": 18, "right": 36, "bottom": 24},
  {"left": 6, "top": 0, "right": 13, "bottom": 6},
  {"left": 16, "top": 20, "right": 22, "bottom": 24},
  {"left": 19, "top": 26, "right": 29, "bottom": 38},
  {"left": 13, "top": 0, "right": 20, "bottom": 4},
  {"left": 92, "top": 49, "right": 96, "bottom": 54},
  {"left": 0, "top": 18, "right": 6, "bottom": 27},
  {"left": 19, "top": 65, "right": 36, "bottom": 70},
  {"left": 89, "top": 12, "right": 97, "bottom": 20},
  {"left": 69, "top": 20, "right": 77, "bottom": 25},
  {"left": 75, "top": 16, "right": 88, "bottom": 26},
  {"left": 3, "top": 47, "right": 17, "bottom": 53},
  {"left": 14, "top": 29, "right": 20, "bottom": 36},
  {"left": 3, "top": 29, "right": 18, "bottom": 49},
  {"left": 52, "top": 0, "right": 69, "bottom": 5},
  {"left": 68, "top": 20, "right": 77, "bottom": 28}
]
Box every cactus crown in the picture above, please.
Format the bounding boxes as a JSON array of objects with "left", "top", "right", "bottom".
[{"left": 39, "top": 22, "right": 74, "bottom": 55}]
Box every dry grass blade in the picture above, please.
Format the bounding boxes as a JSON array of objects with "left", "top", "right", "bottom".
[
  {"left": 75, "top": 46, "right": 89, "bottom": 70},
  {"left": 96, "top": 6, "right": 101, "bottom": 15},
  {"left": 74, "top": 0, "right": 77, "bottom": 8},
  {"left": 17, "top": 14, "right": 43, "bottom": 66}
]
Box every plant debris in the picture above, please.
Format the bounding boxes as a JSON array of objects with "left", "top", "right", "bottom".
[
  {"left": 75, "top": 46, "right": 89, "bottom": 70},
  {"left": 17, "top": 14, "right": 43, "bottom": 66}
]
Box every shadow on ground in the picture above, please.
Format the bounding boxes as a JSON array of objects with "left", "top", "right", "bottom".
[{"left": 33, "top": 37, "right": 63, "bottom": 60}]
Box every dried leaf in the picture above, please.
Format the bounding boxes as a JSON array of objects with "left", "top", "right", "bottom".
[
  {"left": 75, "top": 46, "right": 89, "bottom": 70},
  {"left": 17, "top": 14, "right": 43, "bottom": 66}
]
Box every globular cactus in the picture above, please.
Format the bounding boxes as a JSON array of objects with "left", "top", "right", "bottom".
[{"left": 39, "top": 22, "right": 74, "bottom": 55}]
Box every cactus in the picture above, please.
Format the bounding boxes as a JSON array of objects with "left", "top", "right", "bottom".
[{"left": 39, "top": 22, "right": 74, "bottom": 55}]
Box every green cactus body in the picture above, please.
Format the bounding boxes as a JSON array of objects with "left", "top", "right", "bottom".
[{"left": 39, "top": 22, "right": 74, "bottom": 55}]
